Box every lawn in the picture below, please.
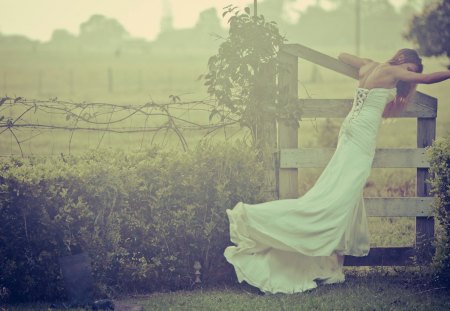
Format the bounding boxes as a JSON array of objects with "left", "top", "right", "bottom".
[{"left": 4, "top": 269, "right": 450, "bottom": 310}]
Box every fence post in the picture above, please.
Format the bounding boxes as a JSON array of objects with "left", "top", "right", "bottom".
[
  {"left": 38, "top": 70, "right": 43, "bottom": 95},
  {"left": 277, "top": 51, "right": 298, "bottom": 199},
  {"left": 254, "top": 60, "right": 278, "bottom": 199},
  {"left": 2, "top": 71, "right": 6, "bottom": 92},
  {"left": 108, "top": 67, "right": 113, "bottom": 93},
  {"left": 137, "top": 69, "right": 143, "bottom": 93},
  {"left": 416, "top": 113, "right": 436, "bottom": 264},
  {"left": 69, "top": 69, "right": 74, "bottom": 95}
]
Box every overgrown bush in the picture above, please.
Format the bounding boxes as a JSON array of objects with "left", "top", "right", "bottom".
[
  {"left": 427, "top": 135, "right": 450, "bottom": 285},
  {"left": 203, "top": 5, "right": 288, "bottom": 147},
  {"left": 0, "top": 141, "right": 272, "bottom": 302}
]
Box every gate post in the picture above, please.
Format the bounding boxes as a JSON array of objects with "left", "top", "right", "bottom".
[
  {"left": 416, "top": 114, "right": 436, "bottom": 264},
  {"left": 277, "top": 52, "right": 299, "bottom": 199}
]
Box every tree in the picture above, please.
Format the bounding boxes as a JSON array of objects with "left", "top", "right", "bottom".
[
  {"left": 50, "top": 29, "right": 77, "bottom": 44},
  {"left": 404, "top": 0, "right": 450, "bottom": 68},
  {"left": 79, "top": 14, "right": 130, "bottom": 46},
  {"left": 195, "top": 8, "right": 223, "bottom": 34}
]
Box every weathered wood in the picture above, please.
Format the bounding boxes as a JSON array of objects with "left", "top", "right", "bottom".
[
  {"left": 344, "top": 247, "right": 416, "bottom": 266},
  {"left": 257, "top": 61, "right": 278, "bottom": 199},
  {"left": 277, "top": 52, "right": 299, "bottom": 199},
  {"left": 296, "top": 96, "right": 436, "bottom": 118},
  {"left": 365, "top": 197, "right": 433, "bottom": 217},
  {"left": 280, "top": 148, "right": 430, "bottom": 168},
  {"left": 416, "top": 118, "right": 436, "bottom": 264},
  {"left": 282, "top": 43, "right": 359, "bottom": 79},
  {"left": 277, "top": 122, "right": 298, "bottom": 199},
  {"left": 297, "top": 99, "right": 353, "bottom": 118},
  {"left": 403, "top": 93, "right": 437, "bottom": 118}
]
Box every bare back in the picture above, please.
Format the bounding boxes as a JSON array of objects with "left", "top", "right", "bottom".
[{"left": 358, "top": 62, "right": 396, "bottom": 89}]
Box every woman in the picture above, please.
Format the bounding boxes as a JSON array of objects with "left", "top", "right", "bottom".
[{"left": 223, "top": 48, "right": 450, "bottom": 295}]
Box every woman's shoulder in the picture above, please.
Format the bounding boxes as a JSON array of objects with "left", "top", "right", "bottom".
[
  {"left": 358, "top": 62, "right": 397, "bottom": 87},
  {"left": 359, "top": 62, "right": 394, "bottom": 78},
  {"left": 359, "top": 61, "right": 378, "bottom": 78}
]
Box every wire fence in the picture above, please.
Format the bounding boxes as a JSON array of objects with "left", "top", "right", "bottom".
[{"left": 0, "top": 95, "right": 247, "bottom": 157}]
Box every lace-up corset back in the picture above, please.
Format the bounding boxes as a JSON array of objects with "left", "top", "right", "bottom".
[
  {"left": 338, "top": 87, "right": 396, "bottom": 157},
  {"left": 349, "top": 88, "right": 370, "bottom": 120}
]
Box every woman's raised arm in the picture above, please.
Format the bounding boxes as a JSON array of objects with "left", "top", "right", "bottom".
[{"left": 389, "top": 67, "right": 450, "bottom": 84}]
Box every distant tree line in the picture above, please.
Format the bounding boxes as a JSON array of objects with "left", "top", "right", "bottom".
[
  {"left": 0, "top": 1, "right": 422, "bottom": 50},
  {"left": 0, "top": 0, "right": 448, "bottom": 66}
]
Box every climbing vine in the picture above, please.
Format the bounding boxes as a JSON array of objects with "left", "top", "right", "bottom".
[{"left": 202, "top": 5, "right": 286, "bottom": 145}]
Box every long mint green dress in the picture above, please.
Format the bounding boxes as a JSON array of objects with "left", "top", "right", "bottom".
[{"left": 224, "top": 87, "right": 397, "bottom": 294}]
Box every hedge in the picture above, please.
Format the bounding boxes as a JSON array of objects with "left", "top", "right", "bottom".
[
  {"left": 427, "top": 135, "right": 450, "bottom": 285},
  {"left": 0, "top": 140, "right": 272, "bottom": 302}
]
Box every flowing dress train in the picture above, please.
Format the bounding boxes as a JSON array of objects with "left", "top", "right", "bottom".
[{"left": 223, "top": 87, "right": 397, "bottom": 294}]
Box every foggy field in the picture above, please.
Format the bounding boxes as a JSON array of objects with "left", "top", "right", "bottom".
[
  {"left": 1, "top": 47, "right": 449, "bottom": 156},
  {"left": 0, "top": 46, "right": 448, "bottom": 250}
]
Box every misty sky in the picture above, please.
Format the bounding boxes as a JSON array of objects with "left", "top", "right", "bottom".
[{"left": 0, "top": 0, "right": 409, "bottom": 42}]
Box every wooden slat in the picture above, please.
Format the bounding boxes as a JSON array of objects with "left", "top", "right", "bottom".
[
  {"left": 403, "top": 93, "right": 437, "bottom": 118},
  {"left": 344, "top": 247, "right": 416, "bottom": 266},
  {"left": 277, "top": 52, "right": 299, "bottom": 199},
  {"left": 365, "top": 197, "right": 433, "bottom": 217},
  {"left": 297, "top": 99, "right": 352, "bottom": 118},
  {"left": 282, "top": 43, "right": 358, "bottom": 79},
  {"left": 416, "top": 118, "right": 436, "bottom": 264},
  {"left": 296, "top": 96, "right": 436, "bottom": 118},
  {"left": 280, "top": 148, "right": 430, "bottom": 168}
]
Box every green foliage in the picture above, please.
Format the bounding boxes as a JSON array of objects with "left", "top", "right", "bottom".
[
  {"left": 203, "top": 5, "right": 287, "bottom": 143},
  {"left": 404, "top": 0, "right": 450, "bottom": 68},
  {"left": 426, "top": 135, "right": 450, "bottom": 285},
  {"left": 0, "top": 141, "right": 271, "bottom": 302},
  {"left": 79, "top": 14, "right": 129, "bottom": 46}
]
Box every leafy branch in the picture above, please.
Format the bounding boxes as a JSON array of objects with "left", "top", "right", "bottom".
[{"left": 202, "top": 5, "right": 287, "bottom": 146}]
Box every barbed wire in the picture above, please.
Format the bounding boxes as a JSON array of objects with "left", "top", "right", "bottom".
[{"left": 0, "top": 95, "right": 243, "bottom": 157}]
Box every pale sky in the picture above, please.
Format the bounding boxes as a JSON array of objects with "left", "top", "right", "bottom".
[{"left": 0, "top": 0, "right": 409, "bottom": 42}]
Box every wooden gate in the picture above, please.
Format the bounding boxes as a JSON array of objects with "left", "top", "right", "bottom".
[{"left": 276, "top": 44, "right": 437, "bottom": 266}]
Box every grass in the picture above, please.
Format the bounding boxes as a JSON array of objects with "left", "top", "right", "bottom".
[
  {"left": 134, "top": 276, "right": 449, "bottom": 311},
  {"left": 4, "top": 271, "right": 450, "bottom": 310}
]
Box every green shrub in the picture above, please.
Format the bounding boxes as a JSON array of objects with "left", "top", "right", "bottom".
[
  {"left": 0, "top": 141, "right": 272, "bottom": 302},
  {"left": 426, "top": 135, "right": 450, "bottom": 285}
]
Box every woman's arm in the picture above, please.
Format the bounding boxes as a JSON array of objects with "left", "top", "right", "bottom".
[
  {"left": 389, "top": 67, "right": 450, "bottom": 84},
  {"left": 338, "top": 52, "right": 374, "bottom": 69}
]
